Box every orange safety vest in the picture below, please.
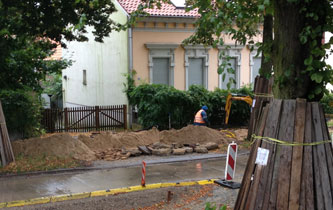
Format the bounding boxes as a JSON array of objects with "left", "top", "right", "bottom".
[{"left": 194, "top": 110, "right": 205, "bottom": 124}]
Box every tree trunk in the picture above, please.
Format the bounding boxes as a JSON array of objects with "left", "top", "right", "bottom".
[
  {"left": 272, "top": 0, "right": 326, "bottom": 100},
  {"left": 272, "top": 0, "right": 308, "bottom": 99},
  {"left": 259, "top": 14, "right": 273, "bottom": 79}
]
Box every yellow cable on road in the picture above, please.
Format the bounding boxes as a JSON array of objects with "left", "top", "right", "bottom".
[{"left": 221, "top": 130, "right": 236, "bottom": 138}]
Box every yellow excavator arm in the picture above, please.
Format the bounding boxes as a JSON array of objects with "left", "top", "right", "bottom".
[{"left": 224, "top": 93, "right": 253, "bottom": 125}]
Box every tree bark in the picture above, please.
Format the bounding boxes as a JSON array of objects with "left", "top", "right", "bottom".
[
  {"left": 259, "top": 14, "right": 273, "bottom": 79},
  {"left": 272, "top": 0, "right": 327, "bottom": 100},
  {"left": 272, "top": 0, "right": 307, "bottom": 99}
]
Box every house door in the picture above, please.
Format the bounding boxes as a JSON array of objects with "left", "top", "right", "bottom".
[
  {"left": 188, "top": 58, "right": 204, "bottom": 87},
  {"left": 152, "top": 58, "right": 169, "bottom": 85}
]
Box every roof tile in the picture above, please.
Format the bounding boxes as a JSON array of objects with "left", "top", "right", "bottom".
[{"left": 117, "top": 0, "right": 198, "bottom": 17}]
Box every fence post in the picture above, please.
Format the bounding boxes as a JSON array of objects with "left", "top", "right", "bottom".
[
  {"left": 95, "top": 106, "right": 100, "bottom": 131},
  {"left": 64, "top": 108, "right": 69, "bottom": 132},
  {"left": 123, "top": 104, "right": 127, "bottom": 130}
]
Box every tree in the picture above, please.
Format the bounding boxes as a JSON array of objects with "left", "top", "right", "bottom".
[
  {"left": 0, "top": 0, "right": 121, "bottom": 91},
  {"left": 0, "top": 0, "right": 122, "bottom": 137},
  {"left": 132, "top": 0, "right": 333, "bottom": 101}
]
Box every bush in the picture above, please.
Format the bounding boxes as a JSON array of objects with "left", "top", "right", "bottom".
[
  {"left": 126, "top": 81, "right": 253, "bottom": 129},
  {"left": 320, "top": 93, "right": 333, "bottom": 114},
  {"left": 0, "top": 89, "right": 43, "bottom": 138},
  {"left": 129, "top": 84, "right": 193, "bottom": 129}
]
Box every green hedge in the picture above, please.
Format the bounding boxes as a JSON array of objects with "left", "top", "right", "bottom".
[
  {"left": 0, "top": 89, "right": 43, "bottom": 138},
  {"left": 320, "top": 93, "right": 333, "bottom": 114},
  {"left": 127, "top": 83, "right": 253, "bottom": 130}
]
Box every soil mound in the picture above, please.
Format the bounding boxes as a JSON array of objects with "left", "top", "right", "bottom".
[
  {"left": 79, "top": 127, "right": 160, "bottom": 152},
  {"left": 12, "top": 134, "right": 96, "bottom": 161},
  {"left": 160, "top": 125, "right": 231, "bottom": 145},
  {"left": 11, "top": 126, "right": 244, "bottom": 162}
]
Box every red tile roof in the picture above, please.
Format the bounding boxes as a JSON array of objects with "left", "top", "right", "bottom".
[{"left": 117, "top": 0, "right": 198, "bottom": 17}]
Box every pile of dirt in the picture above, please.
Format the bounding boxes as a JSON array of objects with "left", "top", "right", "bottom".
[
  {"left": 12, "top": 134, "right": 96, "bottom": 161},
  {"left": 159, "top": 125, "right": 231, "bottom": 145},
  {"left": 78, "top": 127, "right": 160, "bottom": 152},
  {"left": 11, "top": 125, "right": 245, "bottom": 162}
]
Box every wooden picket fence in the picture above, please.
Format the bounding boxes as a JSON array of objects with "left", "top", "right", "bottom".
[{"left": 41, "top": 105, "right": 127, "bottom": 133}]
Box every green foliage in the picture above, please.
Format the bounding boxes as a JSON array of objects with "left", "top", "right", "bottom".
[
  {"left": 128, "top": 84, "right": 193, "bottom": 129},
  {"left": 0, "top": 0, "right": 121, "bottom": 137},
  {"left": 126, "top": 83, "right": 253, "bottom": 130},
  {"left": 0, "top": 0, "right": 120, "bottom": 91},
  {"left": 205, "top": 202, "right": 227, "bottom": 210},
  {"left": 320, "top": 93, "right": 333, "bottom": 114},
  {"left": 0, "top": 89, "right": 43, "bottom": 138},
  {"left": 123, "top": 70, "right": 137, "bottom": 100},
  {"left": 42, "top": 73, "right": 63, "bottom": 98}
]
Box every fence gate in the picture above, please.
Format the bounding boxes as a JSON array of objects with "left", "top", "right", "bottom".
[{"left": 42, "top": 105, "right": 127, "bottom": 133}]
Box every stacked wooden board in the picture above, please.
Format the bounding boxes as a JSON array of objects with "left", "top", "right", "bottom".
[
  {"left": 235, "top": 99, "right": 333, "bottom": 210},
  {"left": 0, "top": 101, "right": 15, "bottom": 167},
  {"left": 247, "top": 76, "right": 273, "bottom": 140}
]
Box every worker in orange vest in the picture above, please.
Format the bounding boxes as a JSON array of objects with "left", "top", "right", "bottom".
[{"left": 194, "top": 105, "right": 209, "bottom": 126}]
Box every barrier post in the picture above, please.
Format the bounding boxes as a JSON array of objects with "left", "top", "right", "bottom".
[
  {"left": 225, "top": 141, "right": 238, "bottom": 181},
  {"left": 214, "top": 141, "right": 241, "bottom": 189},
  {"left": 141, "top": 161, "right": 146, "bottom": 187}
]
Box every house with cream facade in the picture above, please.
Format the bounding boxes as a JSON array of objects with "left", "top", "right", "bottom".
[{"left": 62, "top": 0, "right": 263, "bottom": 107}]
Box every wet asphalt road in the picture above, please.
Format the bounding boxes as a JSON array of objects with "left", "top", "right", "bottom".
[{"left": 0, "top": 154, "right": 249, "bottom": 203}]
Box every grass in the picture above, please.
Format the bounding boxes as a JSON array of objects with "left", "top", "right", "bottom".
[{"left": 0, "top": 154, "right": 81, "bottom": 174}]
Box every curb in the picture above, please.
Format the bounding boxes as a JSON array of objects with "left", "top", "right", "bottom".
[{"left": 0, "top": 179, "right": 217, "bottom": 208}]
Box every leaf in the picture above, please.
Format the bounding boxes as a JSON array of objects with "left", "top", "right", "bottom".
[
  {"left": 304, "top": 56, "right": 313, "bottom": 66},
  {"left": 258, "top": 5, "right": 265, "bottom": 11},
  {"left": 300, "top": 35, "right": 307, "bottom": 44},
  {"left": 311, "top": 73, "right": 324, "bottom": 83},
  {"left": 218, "top": 66, "right": 224, "bottom": 74}
]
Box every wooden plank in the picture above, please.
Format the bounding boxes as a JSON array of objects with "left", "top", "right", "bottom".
[
  {"left": 124, "top": 105, "right": 127, "bottom": 129},
  {"left": 276, "top": 100, "right": 296, "bottom": 210},
  {"left": 0, "top": 101, "right": 14, "bottom": 163},
  {"left": 0, "top": 129, "right": 6, "bottom": 166},
  {"left": 312, "top": 103, "right": 333, "bottom": 210},
  {"left": 288, "top": 99, "right": 306, "bottom": 210},
  {"left": 234, "top": 102, "right": 269, "bottom": 210},
  {"left": 244, "top": 105, "right": 269, "bottom": 210},
  {"left": 64, "top": 108, "right": 69, "bottom": 132},
  {"left": 318, "top": 105, "right": 333, "bottom": 196},
  {"left": 254, "top": 99, "right": 283, "bottom": 210},
  {"left": 299, "top": 104, "right": 314, "bottom": 210},
  {"left": 244, "top": 101, "right": 271, "bottom": 209}
]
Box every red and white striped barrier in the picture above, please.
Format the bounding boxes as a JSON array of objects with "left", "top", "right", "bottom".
[
  {"left": 141, "top": 161, "right": 146, "bottom": 187},
  {"left": 225, "top": 141, "right": 238, "bottom": 181}
]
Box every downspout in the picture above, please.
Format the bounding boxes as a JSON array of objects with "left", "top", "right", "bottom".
[{"left": 127, "top": 17, "right": 133, "bottom": 129}]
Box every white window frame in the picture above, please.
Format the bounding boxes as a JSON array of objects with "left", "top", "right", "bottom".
[
  {"left": 218, "top": 45, "right": 243, "bottom": 89},
  {"left": 145, "top": 43, "right": 178, "bottom": 86},
  {"left": 248, "top": 45, "right": 262, "bottom": 84},
  {"left": 183, "top": 45, "right": 210, "bottom": 90}
]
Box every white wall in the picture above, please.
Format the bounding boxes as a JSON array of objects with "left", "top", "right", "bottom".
[
  {"left": 62, "top": 1, "right": 129, "bottom": 107},
  {"left": 326, "top": 32, "right": 333, "bottom": 92}
]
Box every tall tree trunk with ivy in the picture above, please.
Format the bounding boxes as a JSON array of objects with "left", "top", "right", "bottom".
[{"left": 272, "top": 0, "right": 329, "bottom": 100}]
